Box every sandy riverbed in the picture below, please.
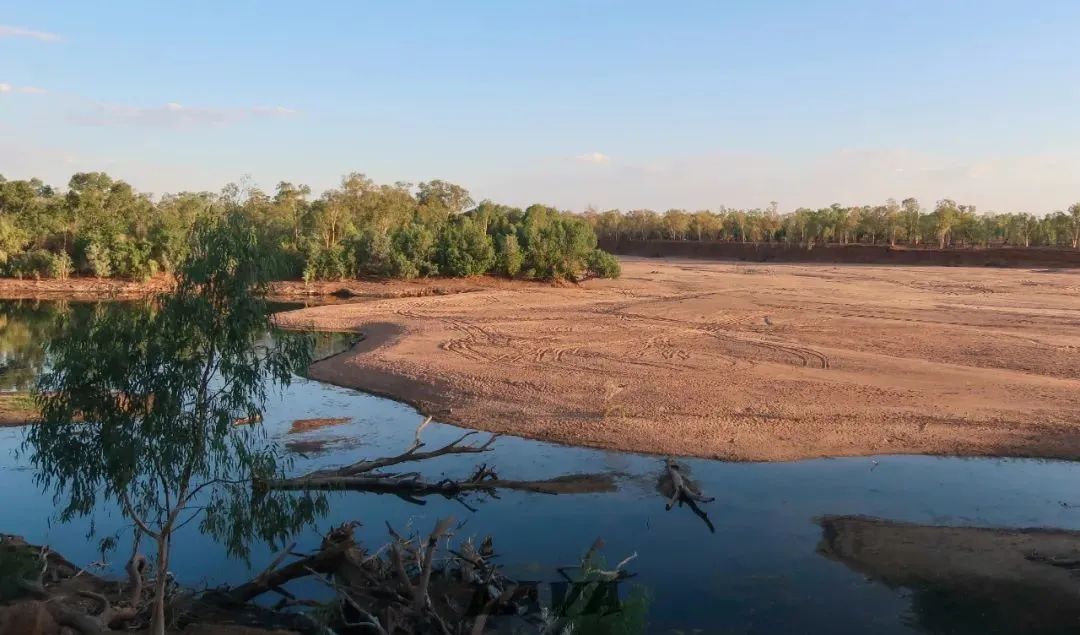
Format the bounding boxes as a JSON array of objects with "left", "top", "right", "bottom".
[{"left": 275, "top": 258, "right": 1080, "bottom": 461}]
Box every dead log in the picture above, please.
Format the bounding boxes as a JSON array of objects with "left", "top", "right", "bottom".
[
  {"left": 660, "top": 458, "right": 714, "bottom": 509},
  {"left": 75, "top": 551, "right": 147, "bottom": 629},
  {"left": 214, "top": 522, "right": 361, "bottom": 606},
  {"left": 259, "top": 416, "right": 616, "bottom": 501},
  {"left": 658, "top": 458, "right": 716, "bottom": 532},
  {"left": 296, "top": 417, "right": 498, "bottom": 481},
  {"left": 261, "top": 469, "right": 616, "bottom": 498}
]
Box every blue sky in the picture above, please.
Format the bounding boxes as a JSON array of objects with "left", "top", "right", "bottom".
[{"left": 2, "top": 1, "right": 1079, "bottom": 212}]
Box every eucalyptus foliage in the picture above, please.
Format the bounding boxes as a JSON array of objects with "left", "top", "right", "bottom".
[
  {"left": 25, "top": 212, "right": 322, "bottom": 633},
  {"left": 0, "top": 171, "right": 620, "bottom": 282}
]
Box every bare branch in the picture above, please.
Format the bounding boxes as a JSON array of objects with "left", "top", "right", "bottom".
[
  {"left": 303, "top": 566, "right": 390, "bottom": 635},
  {"left": 414, "top": 516, "right": 455, "bottom": 614}
]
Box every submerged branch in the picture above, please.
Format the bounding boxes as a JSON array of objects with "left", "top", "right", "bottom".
[{"left": 258, "top": 416, "right": 618, "bottom": 501}]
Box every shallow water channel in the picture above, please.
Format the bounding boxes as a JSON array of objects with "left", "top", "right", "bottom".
[{"left": 2, "top": 299, "right": 1080, "bottom": 633}]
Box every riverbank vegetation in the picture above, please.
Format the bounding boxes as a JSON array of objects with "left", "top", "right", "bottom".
[
  {"left": 25, "top": 212, "right": 323, "bottom": 634},
  {"left": 586, "top": 200, "right": 1080, "bottom": 249},
  {"left": 0, "top": 172, "right": 618, "bottom": 283}
]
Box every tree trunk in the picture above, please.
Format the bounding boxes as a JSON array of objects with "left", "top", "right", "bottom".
[{"left": 150, "top": 534, "right": 170, "bottom": 635}]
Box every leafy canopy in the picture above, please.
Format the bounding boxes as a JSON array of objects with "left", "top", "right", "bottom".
[{"left": 26, "top": 211, "right": 321, "bottom": 558}]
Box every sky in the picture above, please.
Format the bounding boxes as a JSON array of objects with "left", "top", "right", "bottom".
[{"left": 2, "top": 0, "right": 1080, "bottom": 213}]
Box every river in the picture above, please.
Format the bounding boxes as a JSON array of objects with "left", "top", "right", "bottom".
[{"left": 2, "top": 299, "right": 1079, "bottom": 634}]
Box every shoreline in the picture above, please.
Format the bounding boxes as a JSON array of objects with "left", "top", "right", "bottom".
[
  {"left": 0, "top": 393, "right": 37, "bottom": 427},
  {"left": 0, "top": 274, "right": 541, "bottom": 302},
  {"left": 278, "top": 258, "right": 1080, "bottom": 462}
]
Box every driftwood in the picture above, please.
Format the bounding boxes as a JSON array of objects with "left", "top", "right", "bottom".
[
  {"left": 265, "top": 465, "right": 616, "bottom": 497},
  {"left": 0, "top": 534, "right": 148, "bottom": 635},
  {"left": 208, "top": 518, "right": 638, "bottom": 634},
  {"left": 4, "top": 518, "right": 640, "bottom": 635},
  {"left": 260, "top": 417, "right": 618, "bottom": 504},
  {"left": 659, "top": 458, "right": 716, "bottom": 532},
  {"left": 299, "top": 416, "right": 497, "bottom": 478},
  {"left": 214, "top": 522, "right": 361, "bottom": 606}
]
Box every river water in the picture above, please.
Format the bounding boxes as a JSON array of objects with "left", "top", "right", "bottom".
[{"left": 2, "top": 299, "right": 1079, "bottom": 634}]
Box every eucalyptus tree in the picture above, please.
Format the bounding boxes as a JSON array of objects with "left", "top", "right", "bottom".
[
  {"left": 663, "top": 209, "right": 690, "bottom": 240},
  {"left": 1070, "top": 203, "right": 1080, "bottom": 249},
  {"left": 26, "top": 212, "right": 320, "bottom": 634},
  {"left": 932, "top": 199, "right": 959, "bottom": 248},
  {"left": 901, "top": 198, "right": 922, "bottom": 245}
]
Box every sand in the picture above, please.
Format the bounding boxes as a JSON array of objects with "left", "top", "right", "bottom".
[
  {"left": 275, "top": 258, "right": 1080, "bottom": 461},
  {"left": 817, "top": 515, "right": 1080, "bottom": 632}
]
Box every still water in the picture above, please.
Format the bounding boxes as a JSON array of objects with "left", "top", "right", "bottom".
[{"left": 2, "top": 299, "right": 1080, "bottom": 634}]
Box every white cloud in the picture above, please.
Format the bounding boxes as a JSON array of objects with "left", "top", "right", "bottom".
[
  {"left": 0, "top": 82, "right": 47, "bottom": 95},
  {"left": 575, "top": 151, "right": 610, "bottom": 164},
  {"left": 69, "top": 102, "right": 299, "bottom": 127},
  {"left": 0, "top": 25, "right": 61, "bottom": 42}
]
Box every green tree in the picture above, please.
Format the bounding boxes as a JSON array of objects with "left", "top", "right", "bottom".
[
  {"left": 391, "top": 222, "right": 439, "bottom": 278},
  {"left": 494, "top": 233, "right": 524, "bottom": 277},
  {"left": 932, "top": 199, "right": 959, "bottom": 248},
  {"left": 662, "top": 209, "right": 690, "bottom": 240},
  {"left": 585, "top": 249, "right": 621, "bottom": 278},
  {"left": 0, "top": 215, "right": 27, "bottom": 266},
  {"left": 83, "top": 240, "right": 112, "bottom": 277},
  {"left": 902, "top": 198, "right": 922, "bottom": 245},
  {"left": 519, "top": 205, "right": 598, "bottom": 280},
  {"left": 416, "top": 179, "right": 473, "bottom": 216},
  {"left": 352, "top": 229, "right": 397, "bottom": 277},
  {"left": 1069, "top": 202, "right": 1080, "bottom": 249},
  {"left": 27, "top": 212, "right": 318, "bottom": 634},
  {"left": 436, "top": 217, "right": 495, "bottom": 276}
]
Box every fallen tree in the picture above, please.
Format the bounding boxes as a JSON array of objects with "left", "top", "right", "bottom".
[
  {"left": 259, "top": 417, "right": 618, "bottom": 505},
  {"left": 207, "top": 518, "right": 641, "bottom": 634},
  {"left": 1, "top": 522, "right": 643, "bottom": 635}
]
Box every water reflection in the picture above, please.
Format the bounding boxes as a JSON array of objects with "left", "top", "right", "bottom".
[
  {"left": 3, "top": 299, "right": 1080, "bottom": 633},
  {"left": 0, "top": 300, "right": 78, "bottom": 391}
]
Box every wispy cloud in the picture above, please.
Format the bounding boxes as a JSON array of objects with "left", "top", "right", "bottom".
[
  {"left": 0, "top": 25, "right": 61, "bottom": 42},
  {"left": 0, "top": 82, "right": 47, "bottom": 95},
  {"left": 70, "top": 102, "right": 299, "bottom": 127},
  {"left": 575, "top": 151, "right": 611, "bottom": 164}
]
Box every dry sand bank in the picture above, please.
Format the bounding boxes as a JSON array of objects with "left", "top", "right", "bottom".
[
  {"left": 817, "top": 515, "right": 1080, "bottom": 633},
  {"left": 278, "top": 258, "right": 1080, "bottom": 461}
]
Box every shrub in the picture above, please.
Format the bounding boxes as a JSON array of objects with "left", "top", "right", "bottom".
[
  {"left": 301, "top": 242, "right": 352, "bottom": 282},
  {"left": 436, "top": 218, "right": 495, "bottom": 277},
  {"left": 352, "top": 230, "right": 396, "bottom": 277},
  {"left": 0, "top": 216, "right": 27, "bottom": 268},
  {"left": 84, "top": 241, "right": 112, "bottom": 278},
  {"left": 5, "top": 249, "right": 72, "bottom": 280},
  {"left": 391, "top": 223, "right": 439, "bottom": 278},
  {"left": 518, "top": 205, "right": 597, "bottom": 280},
  {"left": 47, "top": 251, "right": 73, "bottom": 280},
  {"left": 111, "top": 239, "right": 158, "bottom": 281},
  {"left": 321, "top": 245, "right": 352, "bottom": 281},
  {"left": 494, "top": 233, "right": 524, "bottom": 277},
  {"left": 585, "top": 249, "right": 621, "bottom": 278}
]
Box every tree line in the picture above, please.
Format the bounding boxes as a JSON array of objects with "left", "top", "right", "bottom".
[
  {"left": 0, "top": 172, "right": 620, "bottom": 282},
  {"left": 586, "top": 200, "right": 1080, "bottom": 250}
]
